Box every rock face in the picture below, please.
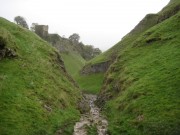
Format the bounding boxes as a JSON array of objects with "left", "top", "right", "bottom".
[
  {"left": 129, "top": 14, "right": 159, "bottom": 35},
  {"left": 0, "top": 47, "right": 16, "bottom": 60},
  {"left": 158, "top": 2, "right": 180, "bottom": 22},
  {"left": 80, "top": 61, "right": 111, "bottom": 75},
  {"left": 48, "top": 34, "right": 72, "bottom": 53},
  {"left": 129, "top": 2, "right": 180, "bottom": 36},
  {"left": 0, "top": 30, "right": 17, "bottom": 60},
  {"left": 78, "top": 94, "right": 91, "bottom": 113}
]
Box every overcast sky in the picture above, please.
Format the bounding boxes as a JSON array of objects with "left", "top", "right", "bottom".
[{"left": 0, "top": 0, "right": 169, "bottom": 51}]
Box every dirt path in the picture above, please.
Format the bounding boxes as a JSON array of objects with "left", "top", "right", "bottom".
[{"left": 73, "top": 94, "right": 108, "bottom": 135}]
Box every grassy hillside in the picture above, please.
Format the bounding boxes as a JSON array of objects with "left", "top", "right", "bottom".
[
  {"left": 0, "top": 17, "right": 81, "bottom": 135},
  {"left": 61, "top": 51, "right": 103, "bottom": 94},
  {"left": 60, "top": 51, "right": 104, "bottom": 94},
  {"left": 75, "top": 73, "right": 104, "bottom": 94},
  {"left": 61, "top": 51, "right": 86, "bottom": 78},
  {"left": 98, "top": 9, "right": 180, "bottom": 135},
  {"left": 57, "top": 42, "right": 103, "bottom": 94}
]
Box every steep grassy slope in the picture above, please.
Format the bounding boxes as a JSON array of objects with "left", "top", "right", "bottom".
[
  {"left": 98, "top": 10, "right": 180, "bottom": 135},
  {"left": 61, "top": 51, "right": 86, "bottom": 78},
  {"left": 0, "top": 18, "right": 81, "bottom": 135},
  {"left": 57, "top": 41, "right": 103, "bottom": 94},
  {"left": 47, "top": 34, "right": 96, "bottom": 93},
  {"left": 75, "top": 73, "right": 104, "bottom": 94}
]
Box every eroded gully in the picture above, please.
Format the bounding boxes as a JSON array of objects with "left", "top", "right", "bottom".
[{"left": 73, "top": 94, "right": 108, "bottom": 135}]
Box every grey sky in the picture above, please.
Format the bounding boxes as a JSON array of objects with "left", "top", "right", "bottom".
[{"left": 0, "top": 0, "right": 169, "bottom": 51}]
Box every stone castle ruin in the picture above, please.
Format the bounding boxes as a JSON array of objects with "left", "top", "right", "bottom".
[
  {"left": 34, "top": 24, "right": 102, "bottom": 61},
  {"left": 35, "top": 25, "right": 49, "bottom": 40}
]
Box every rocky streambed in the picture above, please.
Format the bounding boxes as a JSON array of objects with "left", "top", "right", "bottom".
[{"left": 73, "top": 94, "right": 108, "bottom": 135}]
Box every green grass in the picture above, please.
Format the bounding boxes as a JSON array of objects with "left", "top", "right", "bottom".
[
  {"left": 100, "top": 11, "right": 180, "bottom": 135},
  {"left": 75, "top": 73, "right": 104, "bottom": 94},
  {"left": 0, "top": 17, "right": 81, "bottom": 135},
  {"left": 60, "top": 48, "right": 103, "bottom": 94},
  {"left": 86, "top": 125, "right": 98, "bottom": 135},
  {"left": 61, "top": 51, "right": 86, "bottom": 78},
  {"left": 60, "top": 47, "right": 104, "bottom": 94}
]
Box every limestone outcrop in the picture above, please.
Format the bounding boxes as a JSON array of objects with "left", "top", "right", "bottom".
[{"left": 80, "top": 61, "right": 111, "bottom": 75}]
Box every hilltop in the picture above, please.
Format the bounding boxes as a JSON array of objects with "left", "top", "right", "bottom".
[{"left": 0, "top": 17, "right": 81, "bottom": 135}]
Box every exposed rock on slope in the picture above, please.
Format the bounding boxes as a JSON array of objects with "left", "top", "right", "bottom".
[
  {"left": 0, "top": 28, "right": 17, "bottom": 60},
  {"left": 80, "top": 61, "right": 111, "bottom": 75}
]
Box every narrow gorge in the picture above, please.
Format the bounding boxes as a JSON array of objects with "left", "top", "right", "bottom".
[{"left": 0, "top": 0, "right": 179, "bottom": 135}]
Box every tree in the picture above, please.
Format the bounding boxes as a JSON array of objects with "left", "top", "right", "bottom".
[
  {"left": 81, "top": 45, "right": 94, "bottom": 60},
  {"left": 14, "top": 16, "right": 29, "bottom": 29},
  {"left": 81, "top": 45, "right": 102, "bottom": 60},
  {"left": 30, "top": 23, "right": 38, "bottom": 32},
  {"left": 69, "top": 33, "right": 80, "bottom": 43},
  {"left": 93, "top": 48, "right": 102, "bottom": 56}
]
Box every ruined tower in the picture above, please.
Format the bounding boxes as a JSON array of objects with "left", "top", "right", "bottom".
[{"left": 35, "top": 25, "right": 49, "bottom": 40}]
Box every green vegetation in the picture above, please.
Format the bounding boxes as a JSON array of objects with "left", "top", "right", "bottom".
[
  {"left": 1, "top": 0, "right": 179, "bottom": 134},
  {"left": 88, "top": 51, "right": 111, "bottom": 65},
  {"left": 46, "top": 32, "right": 103, "bottom": 94},
  {"left": 47, "top": 33, "right": 101, "bottom": 61},
  {"left": 52, "top": 41, "right": 103, "bottom": 94},
  {"left": 61, "top": 52, "right": 86, "bottom": 78},
  {"left": 87, "top": 125, "right": 98, "bottom": 135},
  {"left": 75, "top": 73, "right": 104, "bottom": 94},
  {"left": 61, "top": 51, "right": 104, "bottom": 94},
  {"left": 0, "top": 17, "right": 81, "bottom": 135},
  {"left": 59, "top": 46, "right": 103, "bottom": 94},
  {"left": 57, "top": 43, "right": 103, "bottom": 94},
  {"left": 99, "top": 9, "right": 180, "bottom": 135}
]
